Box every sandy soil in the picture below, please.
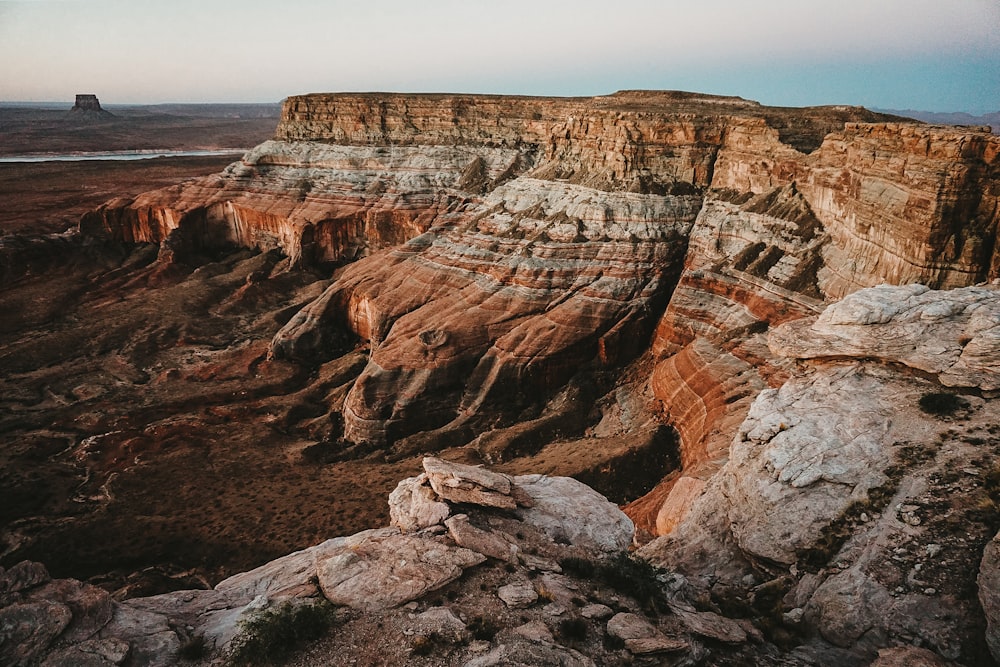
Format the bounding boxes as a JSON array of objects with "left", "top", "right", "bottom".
[{"left": 0, "top": 156, "right": 243, "bottom": 235}]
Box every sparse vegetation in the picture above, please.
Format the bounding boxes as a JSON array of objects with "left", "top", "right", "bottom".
[
  {"left": 557, "top": 617, "right": 589, "bottom": 641},
  {"left": 178, "top": 634, "right": 207, "bottom": 661},
  {"left": 535, "top": 582, "right": 556, "bottom": 603},
  {"left": 410, "top": 633, "right": 439, "bottom": 656},
  {"left": 468, "top": 615, "right": 500, "bottom": 641},
  {"left": 227, "top": 599, "right": 337, "bottom": 666},
  {"left": 918, "top": 392, "right": 969, "bottom": 417},
  {"left": 560, "top": 552, "right": 670, "bottom": 611}
]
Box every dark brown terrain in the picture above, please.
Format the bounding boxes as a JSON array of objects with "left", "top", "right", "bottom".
[{"left": 1, "top": 92, "right": 999, "bottom": 666}]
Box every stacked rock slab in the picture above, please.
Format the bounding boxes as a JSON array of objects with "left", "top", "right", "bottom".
[{"left": 1, "top": 458, "right": 645, "bottom": 666}]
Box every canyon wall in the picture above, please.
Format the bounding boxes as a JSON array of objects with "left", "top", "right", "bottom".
[{"left": 81, "top": 91, "right": 1000, "bottom": 531}]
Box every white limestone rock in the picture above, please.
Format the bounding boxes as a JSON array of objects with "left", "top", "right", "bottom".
[
  {"left": 316, "top": 529, "right": 484, "bottom": 611},
  {"left": 513, "top": 474, "right": 634, "bottom": 554},
  {"left": 389, "top": 474, "right": 451, "bottom": 532},
  {"left": 770, "top": 284, "right": 1000, "bottom": 390}
]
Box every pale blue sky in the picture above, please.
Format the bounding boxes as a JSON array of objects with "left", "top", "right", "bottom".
[{"left": 1, "top": 0, "right": 998, "bottom": 112}]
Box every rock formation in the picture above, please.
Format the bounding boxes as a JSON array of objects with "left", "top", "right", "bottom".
[
  {"left": 641, "top": 284, "right": 1000, "bottom": 665},
  {"left": 3, "top": 90, "right": 999, "bottom": 665},
  {"left": 72, "top": 95, "right": 104, "bottom": 112},
  {"left": 69, "top": 94, "right": 114, "bottom": 118},
  {"left": 78, "top": 91, "right": 1000, "bottom": 466},
  {"left": 1, "top": 459, "right": 669, "bottom": 666}
]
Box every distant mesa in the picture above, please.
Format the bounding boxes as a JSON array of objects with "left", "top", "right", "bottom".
[{"left": 70, "top": 93, "right": 114, "bottom": 118}]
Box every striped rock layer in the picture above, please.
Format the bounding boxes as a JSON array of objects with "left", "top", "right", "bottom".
[{"left": 81, "top": 91, "right": 1000, "bottom": 534}]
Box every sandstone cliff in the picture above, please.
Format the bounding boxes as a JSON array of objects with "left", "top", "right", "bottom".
[
  {"left": 78, "top": 93, "right": 1000, "bottom": 464},
  {"left": 13, "top": 90, "right": 996, "bottom": 665}
]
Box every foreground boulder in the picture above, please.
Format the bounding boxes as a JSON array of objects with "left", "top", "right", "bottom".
[{"left": 5, "top": 459, "right": 652, "bottom": 666}]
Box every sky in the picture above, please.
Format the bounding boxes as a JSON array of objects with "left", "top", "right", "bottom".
[{"left": 1, "top": 0, "right": 998, "bottom": 113}]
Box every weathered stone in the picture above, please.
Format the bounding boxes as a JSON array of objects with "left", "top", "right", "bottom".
[
  {"left": 580, "top": 603, "right": 614, "bottom": 620},
  {"left": 26, "top": 578, "right": 114, "bottom": 643},
  {"left": 497, "top": 582, "right": 538, "bottom": 609},
  {"left": 606, "top": 612, "right": 689, "bottom": 655},
  {"left": 0, "top": 601, "right": 72, "bottom": 666},
  {"left": 96, "top": 603, "right": 179, "bottom": 667},
  {"left": 804, "top": 568, "right": 894, "bottom": 648},
  {"left": 673, "top": 608, "right": 746, "bottom": 644},
  {"left": 771, "top": 284, "right": 1000, "bottom": 390},
  {"left": 445, "top": 514, "right": 519, "bottom": 562},
  {"left": 316, "top": 530, "right": 484, "bottom": 611},
  {"left": 423, "top": 457, "right": 517, "bottom": 509},
  {"left": 654, "top": 475, "right": 707, "bottom": 536},
  {"left": 722, "top": 365, "right": 894, "bottom": 565},
  {"left": 513, "top": 619, "right": 554, "bottom": 644},
  {"left": 410, "top": 606, "right": 467, "bottom": 644},
  {"left": 980, "top": 529, "right": 1000, "bottom": 662},
  {"left": 0, "top": 560, "right": 51, "bottom": 595},
  {"left": 40, "top": 638, "right": 130, "bottom": 667},
  {"left": 514, "top": 474, "right": 634, "bottom": 554},
  {"left": 870, "top": 646, "right": 952, "bottom": 667},
  {"left": 389, "top": 474, "right": 451, "bottom": 532},
  {"left": 463, "top": 639, "right": 596, "bottom": 667}
]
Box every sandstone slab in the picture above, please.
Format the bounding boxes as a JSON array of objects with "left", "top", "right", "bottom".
[
  {"left": 463, "top": 640, "right": 596, "bottom": 667},
  {"left": 0, "top": 560, "right": 51, "bottom": 595},
  {"left": 26, "top": 578, "right": 113, "bottom": 644},
  {"left": 424, "top": 456, "right": 517, "bottom": 509},
  {"left": 980, "top": 529, "right": 1000, "bottom": 662},
  {"left": 389, "top": 474, "right": 451, "bottom": 532},
  {"left": 39, "top": 638, "right": 130, "bottom": 667},
  {"left": 316, "top": 530, "right": 484, "bottom": 611},
  {"left": 0, "top": 601, "right": 72, "bottom": 666},
  {"left": 673, "top": 607, "right": 747, "bottom": 644},
  {"left": 445, "top": 514, "right": 519, "bottom": 562},
  {"left": 514, "top": 474, "right": 634, "bottom": 554},
  {"left": 770, "top": 284, "right": 1000, "bottom": 390},
  {"left": 606, "top": 612, "right": 688, "bottom": 655},
  {"left": 497, "top": 582, "right": 538, "bottom": 609},
  {"left": 410, "top": 606, "right": 467, "bottom": 644}
]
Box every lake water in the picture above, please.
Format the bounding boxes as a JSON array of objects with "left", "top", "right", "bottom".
[{"left": 0, "top": 149, "right": 245, "bottom": 163}]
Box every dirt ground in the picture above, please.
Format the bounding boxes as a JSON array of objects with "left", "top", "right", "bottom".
[{"left": 0, "top": 156, "right": 243, "bottom": 235}]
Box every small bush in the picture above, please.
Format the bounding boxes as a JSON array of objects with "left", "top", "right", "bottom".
[
  {"left": 558, "top": 556, "right": 596, "bottom": 578},
  {"left": 598, "top": 553, "right": 669, "bottom": 612},
  {"left": 918, "top": 392, "right": 968, "bottom": 417},
  {"left": 468, "top": 616, "right": 499, "bottom": 641},
  {"left": 227, "top": 599, "right": 336, "bottom": 666},
  {"left": 178, "top": 634, "right": 207, "bottom": 661},
  {"left": 557, "top": 618, "right": 589, "bottom": 641},
  {"left": 410, "top": 633, "right": 439, "bottom": 656}
]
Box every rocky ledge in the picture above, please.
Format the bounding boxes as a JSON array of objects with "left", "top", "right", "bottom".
[{"left": 1, "top": 458, "right": 724, "bottom": 667}]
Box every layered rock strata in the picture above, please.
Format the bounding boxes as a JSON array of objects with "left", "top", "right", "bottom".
[{"left": 80, "top": 92, "right": 1000, "bottom": 470}]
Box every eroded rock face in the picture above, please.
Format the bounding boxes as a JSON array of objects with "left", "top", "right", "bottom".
[
  {"left": 81, "top": 92, "right": 999, "bottom": 466},
  {"left": 771, "top": 283, "right": 1000, "bottom": 390},
  {"left": 641, "top": 285, "right": 1000, "bottom": 664}
]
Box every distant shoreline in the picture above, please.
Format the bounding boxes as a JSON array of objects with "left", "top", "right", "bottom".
[{"left": 0, "top": 149, "right": 246, "bottom": 163}]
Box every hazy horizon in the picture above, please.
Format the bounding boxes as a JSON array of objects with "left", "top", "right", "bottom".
[{"left": 1, "top": 0, "right": 998, "bottom": 114}]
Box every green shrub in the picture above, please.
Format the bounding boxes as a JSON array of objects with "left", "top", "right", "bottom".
[
  {"left": 598, "top": 553, "right": 669, "bottom": 613},
  {"left": 468, "top": 615, "right": 499, "bottom": 641},
  {"left": 227, "top": 599, "right": 336, "bottom": 666},
  {"left": 918, "top": 392, "right": 968, "bottom": 417},
  {"left": 557, "top": 617, "right": 589, "bottom": 641},
  {"left": 178, "top": 634, "right": 207, "bottom": 661}
]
